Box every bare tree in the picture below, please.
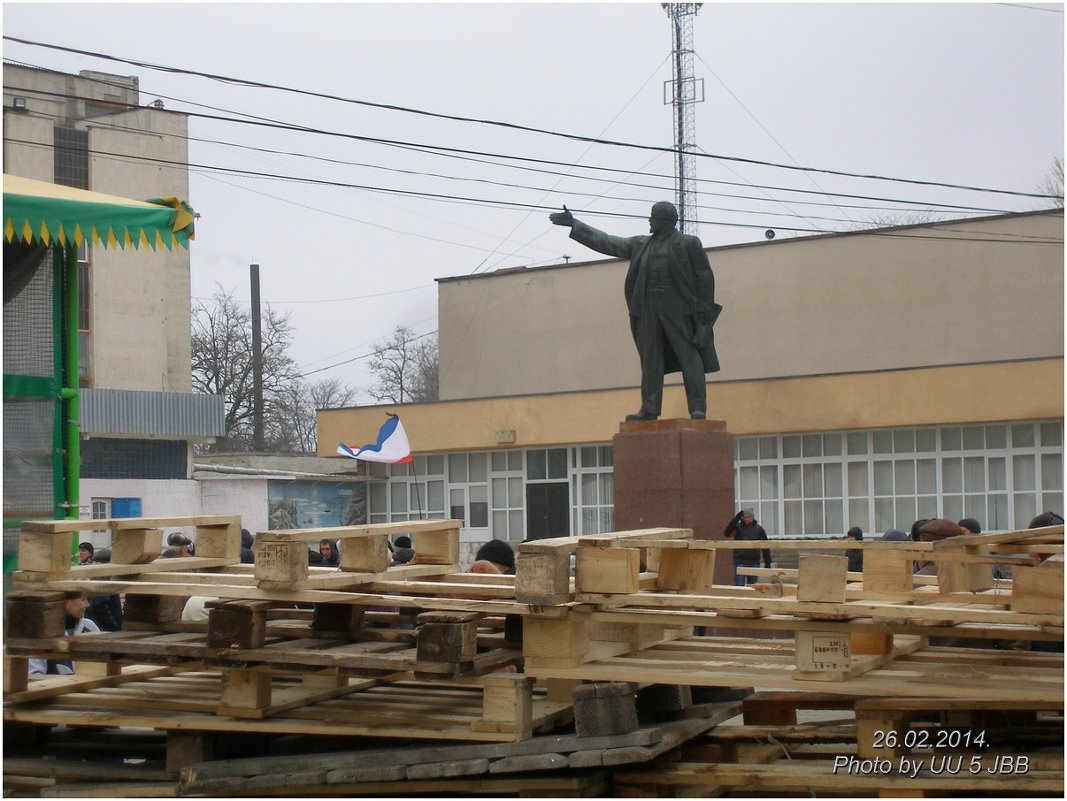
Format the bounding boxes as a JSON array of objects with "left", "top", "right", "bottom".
[
  {"left": 367, "top": 326, "right": 439, "bottom": 404},
  {"left": 270, "top": 378, "right": 359, "bottom": 454},
  {"left": 1035, "top": 156, "right": 1064, "bottom": 208},
  {"left": 191, "top": 284, "right": 301, "bottom": 451}
]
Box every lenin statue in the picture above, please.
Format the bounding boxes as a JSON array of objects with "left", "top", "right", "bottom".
[{"left": 550, "top": 202, "right": 721, "bottom": 420}]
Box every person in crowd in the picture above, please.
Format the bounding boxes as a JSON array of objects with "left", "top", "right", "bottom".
[
  {"left": 390, "top": 535, "right": 415, "bottom": 566},
  {"left": 28, "top": 595, "right": 100, "bottom": 675},
  {"left": 1029, "top": 511, "right": 1064, "bottom": 528},
  {"left": 165, "top": 532, "right": 194, "bottom": 557},
  {"left": 319, "top": 538, "right": 340, "bottom": 567},
  {"left": 77, "top": 542, "right": 94, "bottom": 564},
  {"left": 881, "top": 528, "right": 908, "bottom": 542},
  {"left": 181, "top": 595, "right": 214, "bottom": 622},
  {"left": 845, "top": 526, "right": 864, "bottom": 573},
  {"left": 474, "top": 539, "right": 516, "bottom": 575},
  {"left": 84, "top": 549, "right": 123, "bottom": 632},
  {"left": 240, "top": 529, "right": 255, "bottom": 564},
  {"left": 723, "top": 508, "right": 772, "bottom": 585}
]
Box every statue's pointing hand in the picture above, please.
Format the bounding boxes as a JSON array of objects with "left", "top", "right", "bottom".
[{"left": 549, "top": 205, "right": 575, "bottom": 228}]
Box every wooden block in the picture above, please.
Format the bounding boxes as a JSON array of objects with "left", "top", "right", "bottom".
[
  {"left": 5, "top": 655, "right": 29, "bottom": 693},
  {"left": 338, "top": 533, "right": 390, "bottom": 573},
  {"left": 863, "top": 549, "right": 914, "bottom": 593},
  {"left": 794, "top": 630, "right": 851, "bottom": 672},
  {"left": 856, "top": 714, "right": 909, "bottom": 759},
  {"left": 472, "top": 675, "right": 533, "bottom": 736},
  {"left": 191, "top": 518, "right": 242, "bottom": 562},
  {"left": 573, "top": 682, "right": 638, "bottom": 738},
  {"left": 220, "top": 668, "right": 271, "bottom": 711},
  {"left": 1012, "top": 565, "right": 1065, "bottom": 614},
  {"left": 655, "top": 548, "right": 715, "bottom": 593},
  {"left": 17, "top": 528, "right": 72, "bottom": 575},
  {"left": 207, "top": 600, "right": 272, "bottom": 649},
  {"left": 575, "top": 547, "right": 640, "bottom": 595},
  {"left": 253, "top": 538, "right": 308, "bottom": 584},
  {"left": 797, "top": 554, "right": 848, "bottom": 603},
  {"left": 524, "top": 615, "right": 591, "bottom": 668},
  {"left": 851, "top": 631, "right": 894, "bottom": 656},
  {"left": 410, "top": 526, "right": 460, "bottom": 566},
  {"left": 123, "top": 593, "right": 187, "bottom": 625},
  {"left": 110, "top": 527, "right": 162, "bottom": 565},
  {"left": 935, "top": 542, "right": 994, "bottom": 593},
  {"left": 5, "top": 591, "right": 67, "bottom": 639},
  {"left": 410, "top": 759, "right": 492, "bottom": 779},
  {"left": 515, "top": 551, "right": 570, "bottom": 605},
  {"left": 312, "top": 603, "right": 366, "bottom": 637},
  {"left": 636, "top": 684, "right": 692, "bottom": 715},
  {"left": 416, "top": 611, "right": 479, "bottom": 664}
]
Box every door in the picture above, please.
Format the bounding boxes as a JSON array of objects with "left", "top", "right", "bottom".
[{"left": 526, "top": 483, "right": 570, "bottom": 540}]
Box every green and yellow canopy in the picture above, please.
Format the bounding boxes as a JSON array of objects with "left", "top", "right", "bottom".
[{"left": 3, "top": 174, "right": 196, "bottom": 250}]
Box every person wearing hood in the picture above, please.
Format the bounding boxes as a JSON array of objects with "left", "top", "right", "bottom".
[
  {"left": 724, "top": 508, "right": 771, "bottom": 585},
  {"left": 240, "top": 529, "right": 255, "bottom": 564},
  {"left": 390, "top": 535, "right": 415, "bottom": 567},
  {"left": 318, "top": 538, "right": 340, "bottom": 567}
]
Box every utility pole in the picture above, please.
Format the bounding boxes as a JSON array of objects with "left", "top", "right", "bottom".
[
  {"left": 663, "top": 3, "right": 704, "bottom": 234},
  {"left": 250, "top": 263, "right": 264, "bottom": 452}
]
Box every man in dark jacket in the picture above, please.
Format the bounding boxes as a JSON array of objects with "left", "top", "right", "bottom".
[
  {"left": 724, "top": 508, "right": 772, "bottom": 585},
  {"left": 550, "top": 201, "right": 720, "bottom": 421}
]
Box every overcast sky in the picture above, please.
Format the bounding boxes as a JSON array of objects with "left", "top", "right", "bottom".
[{"left": 4, "top": 2, "right": 1063, "bottom": 399}]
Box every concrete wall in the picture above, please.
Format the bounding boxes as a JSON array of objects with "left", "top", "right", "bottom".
[
  {"left": 199, "top": 477, "right": 269, "bottom": 535},
  {"left": 438, "top": 212, "right": 1064, "bottom": 399},
  {"left": 3, "top": 66, "right": 193, "bottom": 395},
  {"left": 318, "top": 359, "right": 1063, "bottom": 454}
]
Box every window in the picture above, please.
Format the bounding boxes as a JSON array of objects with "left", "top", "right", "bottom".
[
  {"left": 491, "top": 449, "right": 525, "bottom": 541},
  {"left": 576, "top": 445, "right": 614, "bottom": 535},
  {"left": 735, "top": 421, "right": 1063, "bottom": 536}
]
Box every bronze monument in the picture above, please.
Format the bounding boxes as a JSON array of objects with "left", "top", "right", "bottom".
[{"left": 550, "top": 202, "right": 721, "bottom": 420}]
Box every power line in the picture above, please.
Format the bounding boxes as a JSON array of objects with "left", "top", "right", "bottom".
[{"left": 4, "top": 36, "right": 1060, "bottom": 201}]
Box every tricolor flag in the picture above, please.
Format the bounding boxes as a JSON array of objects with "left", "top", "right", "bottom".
[{"left": 337, "top": 414, "right": 413, "bottom": 464}]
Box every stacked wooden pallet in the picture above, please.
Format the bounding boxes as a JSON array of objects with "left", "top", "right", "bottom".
[
  {"left": 4, "top": 516, "right": 1063, "bottom": 796},
  {"left": 614, "top": 691, "right": 1065, "bottom": 797}
]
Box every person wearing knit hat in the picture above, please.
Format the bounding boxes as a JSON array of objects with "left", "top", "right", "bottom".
[
  {"left": 474, "top": 539, "right": 515, "bottom": 574},
  {"left": 77, "top": 542, "right": 94, "bottom": 564},
  {"left": 723, "top": 508, "right": 772, "bottom": 585},
  {"left": 845, "top": 527, "right": 864, "bottom": 573}
]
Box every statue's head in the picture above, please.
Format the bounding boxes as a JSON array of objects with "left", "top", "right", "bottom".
[{"left": 649, "top": 201, "right": 678, "bottom": 234}]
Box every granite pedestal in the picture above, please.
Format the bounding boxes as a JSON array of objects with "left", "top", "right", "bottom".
[{"left": 612, "top": 418, "right": 735, "bottom": 586}]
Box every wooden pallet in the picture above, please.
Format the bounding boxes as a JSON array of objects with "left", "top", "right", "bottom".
[
  {"left": 615, "top": 695, "right": 1065, "bottom": 797},
  {"left": 178, "top": 702, "right": 740, "bottom": 796}
]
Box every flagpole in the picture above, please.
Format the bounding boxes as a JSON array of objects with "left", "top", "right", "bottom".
[{"left": 411, "top": 456, "right": 425, "bottom": 520}]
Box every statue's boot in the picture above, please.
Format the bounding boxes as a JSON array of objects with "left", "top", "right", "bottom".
[{"left": 625, "top": 411, "right": 659, "bottom": 421}]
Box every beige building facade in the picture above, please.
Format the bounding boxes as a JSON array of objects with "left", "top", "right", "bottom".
[{"left": 321, "top": 211, "right": 1063, "bottom": 550}]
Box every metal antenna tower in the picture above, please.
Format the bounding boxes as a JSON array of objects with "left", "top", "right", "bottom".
[{"left": 662, "top": 3, "right": 704, "bottom": 234}]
